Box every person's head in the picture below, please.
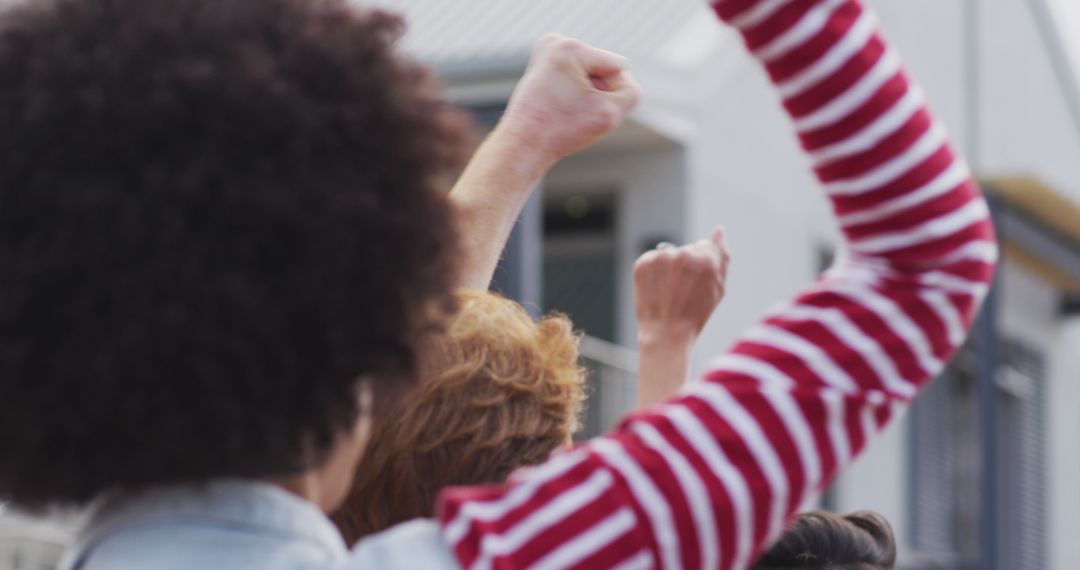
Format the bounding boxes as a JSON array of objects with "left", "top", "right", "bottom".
[
  {"left": 753, "top": 511, "right": 897, "bottom": 570},
  {"left": 331, "top": 291, "right": 587, "bottom": 543},
  {"left": 0, "top": 0, "right": 470, "bottom": 512}
]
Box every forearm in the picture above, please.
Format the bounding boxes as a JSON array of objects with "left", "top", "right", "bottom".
[
  {"left": 450, "top": 125, "right": 552, "bottom": 290},
  {"left": 635, "top": 330, "right": 696, "bottom": 409}
]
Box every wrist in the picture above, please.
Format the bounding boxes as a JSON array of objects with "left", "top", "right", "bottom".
[
  {"left": 489, "top": 118, "right": 559, "bottom": 176},
  {"left": 637, "top": 323, "right": 699, "bottom": 353}
]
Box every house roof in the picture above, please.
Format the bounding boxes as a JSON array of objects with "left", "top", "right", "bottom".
[{"left": 364, "top": 0, "right": 715, "bottom": 77}]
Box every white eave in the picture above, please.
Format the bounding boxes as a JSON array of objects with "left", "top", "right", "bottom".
[{"left": 364, "top": 0, "right": 743, "bottom": 146}]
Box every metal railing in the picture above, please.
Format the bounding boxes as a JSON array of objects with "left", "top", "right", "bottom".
[{"left": 577, "top": 335, "right": 639, "bottom": 439}]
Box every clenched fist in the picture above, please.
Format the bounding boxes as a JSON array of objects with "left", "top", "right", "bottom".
[
  {"left": 498, "top": 34, "right": 641, "bottom": 166},
  {"left": 449, "top": 36, "right": 638, "bottom": 290},
  {"left": 633, "top": 228, "right": 731, "bottom": 408},
  {"left": 634, "top": 227, "right": 730, "bottom": 344}
]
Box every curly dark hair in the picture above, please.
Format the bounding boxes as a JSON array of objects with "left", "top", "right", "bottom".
[
  {"left": 0, "top": 0, "right": 469, "bottom": 508},
  {"left": 753, "top": 511, "right": 897, "bottom": 569}
]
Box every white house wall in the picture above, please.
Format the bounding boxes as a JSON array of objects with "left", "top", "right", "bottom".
[
  {"left": 869, "top": 0, "right": 971, "bottom": 154},
  {"left": 977, "top": 0, "right": 1080, "bottom": 202},
  {"left": 866, "top": 0, "right": 1080, "bottom": 202},
  {"left": 684, "top": 51, "right": 837, "bottom": 368}
]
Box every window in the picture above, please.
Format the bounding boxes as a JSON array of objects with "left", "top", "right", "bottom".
[
  {"left": 543, "top": 191, "right": 623, "bottom": 437},
  {"left": 995, "top": 341, "right": 1047, "bottom": 570},
  {"left": 908, "top": 340, "right": 1047, "bottom": 569},
  {"left": 542, "top": 191, "right": 618, "bottom": 342},
  {"left": 908, "top": 348, "right": 979, "bottom": 568}
]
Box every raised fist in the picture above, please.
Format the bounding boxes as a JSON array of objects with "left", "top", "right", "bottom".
[
  {"left": 633, "top": 227, "right": 730, "bottom": 348},
  {"left": 498, "top": 34, "right": 641, "bottom": 164}
]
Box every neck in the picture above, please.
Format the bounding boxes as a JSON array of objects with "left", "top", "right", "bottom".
[{"left": 269, "top": 472, "right": 331, "bottom": 512}]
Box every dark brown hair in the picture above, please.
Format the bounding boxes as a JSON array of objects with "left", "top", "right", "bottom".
[
  {"left": 332, "top": 291, "right": 587, "bottom": 544},
  {"left": 753, "top": 511, "right": 897, "bottom": 569},
  {"left": 0, "top": 0, "right": 469, "bottom": 508}
]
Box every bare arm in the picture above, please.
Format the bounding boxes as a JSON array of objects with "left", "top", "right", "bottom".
[
  {"left": 452, "top": 35, "right": 641, "bottom": 290},
  {"left": 450, "top": 127, "right": 548, "bottom": 292},
  {"left": 634, "top": 230, "right": 731, "bottom": 408}
]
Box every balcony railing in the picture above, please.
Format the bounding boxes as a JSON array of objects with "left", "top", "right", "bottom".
[{"left": 577, "top": 335, "right": 639, "bottom": 439}]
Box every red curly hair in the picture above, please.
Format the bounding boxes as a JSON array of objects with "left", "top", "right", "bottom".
[{"left": 332, "top": 290, "right": 587, "bottom": 543}]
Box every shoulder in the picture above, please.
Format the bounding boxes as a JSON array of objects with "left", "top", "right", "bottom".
[
  {"left": 69, "top": 524, "right": 341, "bottom": 570},
  {"left": 347, "top": 519, "right": 459, "bottom": 570}
]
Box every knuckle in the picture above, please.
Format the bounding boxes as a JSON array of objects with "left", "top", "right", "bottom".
[
  {"left": 546, "top": 34, "right": 581, "bottom": 55},
  {"left": 691, "top": 255, "right": 719, "bottom": 274},
  {"left": 688, "top": 257, "right": 712, "bottom": 273},
  {"left": 592, "top": 105, "right": 621, "bottom": 131},
  {"left": 549, "top": 50, "right": 577, "bottom": 71},
  {"left": 537, "top": 35, "right": 578, "bottom": 67},
  {"left": 634, "top": 252, "right": 657, "bottom": 271},
  {"left": 538, "top": 33, "right": 565, "bottom": 48},
  {"left": 670, "top": 254, "right": 694, "bottom": 270},
  {"left": 559, "top": 36, "right": 585, "bottom": 51}
]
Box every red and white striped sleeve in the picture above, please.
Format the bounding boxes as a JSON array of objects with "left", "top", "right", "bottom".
[{"left": 437, "top": 0, "right": 997, "bottom": 568}]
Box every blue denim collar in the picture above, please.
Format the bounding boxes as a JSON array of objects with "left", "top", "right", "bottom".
[{"left": 64, "top": 479, "right": 347, "bottom": 568}]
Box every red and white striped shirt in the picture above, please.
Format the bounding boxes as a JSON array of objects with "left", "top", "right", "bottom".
[{"left": 437, "top": 0, "right": 998, "bottom": 568}]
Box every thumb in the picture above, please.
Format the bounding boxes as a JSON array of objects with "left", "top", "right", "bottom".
[
  {"left": 711, "top": 226, "right": 727, "bottom": 250},
  {"left": 603, "top": 71, "right": 641, "bottom": 113},
  {"left": 579, "top": 45, "right": 631, "bottom": 81}
]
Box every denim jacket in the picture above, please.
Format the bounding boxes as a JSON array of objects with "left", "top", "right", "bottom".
[{"left": 60, "top": 480, "right": 458, "bottom": 569}]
